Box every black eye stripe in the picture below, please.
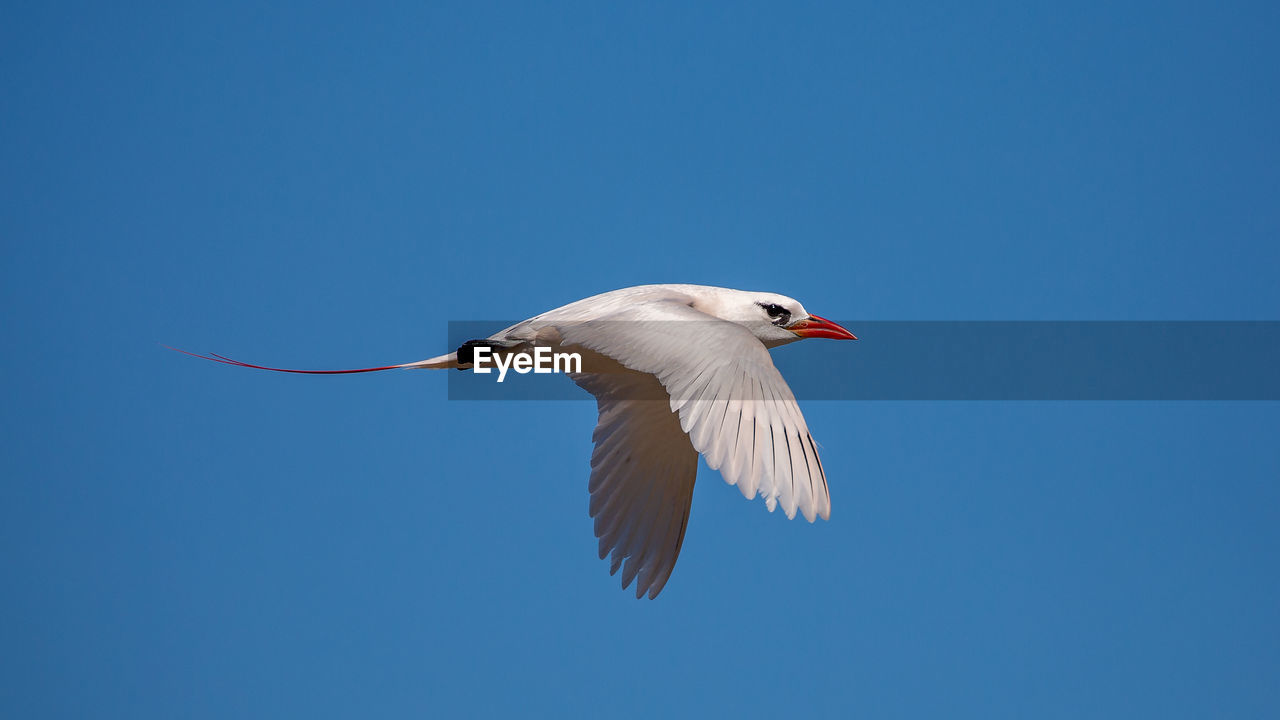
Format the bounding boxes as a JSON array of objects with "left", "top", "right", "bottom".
[{"left": 758, "top": 303, "right": 791, "bottom": 322}]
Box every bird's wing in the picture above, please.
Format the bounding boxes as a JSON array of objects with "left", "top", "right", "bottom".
[
  {"left": 557, "top": 301, "right": 831, "bottom": 523},
  {"left": 572, "top": 365, "right": 698, "bottom": 599}
]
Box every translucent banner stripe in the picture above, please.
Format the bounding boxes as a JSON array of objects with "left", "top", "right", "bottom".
[{"left": 444, "top": 321, "right": 1280, "bottom": 401}]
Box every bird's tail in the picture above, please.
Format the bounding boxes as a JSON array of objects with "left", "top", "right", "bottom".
[
  {"left": 404, "top": 352, "right": 459, "bottom": 370},
  {"left": 163, "top": 345, "right": 461, "bottom": 373},
  {"left": 404, "top": 338, "right": 522, "bottom": 369}
]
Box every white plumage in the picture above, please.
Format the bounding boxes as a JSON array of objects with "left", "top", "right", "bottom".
[{"left": 174, "top": 284, "right": 857, "bottom": 598}]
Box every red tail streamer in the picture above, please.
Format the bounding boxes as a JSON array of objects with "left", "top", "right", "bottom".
[{"left": 163, "top": 345, "right": 410, "bottom": 374}]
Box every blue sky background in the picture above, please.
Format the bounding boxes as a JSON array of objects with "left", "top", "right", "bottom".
[{"left": 3, "top": 2, "right": 1279, "bottom": 717}]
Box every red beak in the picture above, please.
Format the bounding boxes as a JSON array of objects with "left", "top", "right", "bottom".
[{"left": 788, "top": 314, "right": 857, "bottom": 340}]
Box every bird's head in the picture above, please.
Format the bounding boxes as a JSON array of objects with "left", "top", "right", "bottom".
[{"left": 694, "top": 289, "right": 858, "bottom": 348}]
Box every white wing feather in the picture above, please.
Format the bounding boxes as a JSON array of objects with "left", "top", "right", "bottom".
[
  {"left": 573, "top": 369, "right": 697, "bottom": 599},
  {"left": 555, "top": 300, "right": 832, "bottom": 524}
]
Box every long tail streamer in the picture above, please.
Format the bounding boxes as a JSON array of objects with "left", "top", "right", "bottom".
[{"left": 163, "top": 345, "right": 414, "bottom": 374}]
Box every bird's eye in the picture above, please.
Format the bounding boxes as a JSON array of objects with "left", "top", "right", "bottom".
[{"left": 759, "top": 303, "right": 791, "bottom": 323}]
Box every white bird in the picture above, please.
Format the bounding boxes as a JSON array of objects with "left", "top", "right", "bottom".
[{"left": 173, "top": 284, "right": 857, "bottom": 598}]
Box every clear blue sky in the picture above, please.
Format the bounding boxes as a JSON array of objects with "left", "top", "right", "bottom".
[{"left": 3, "top": 2, "right": 1279, "bottom": 718}]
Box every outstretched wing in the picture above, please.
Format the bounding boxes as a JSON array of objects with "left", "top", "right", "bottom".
[
  {"left": 558, "top": 302, "right": 831, "bottom": 523},
  {"left": 572, "top": 367, "right": 698, "bottom": 599}
]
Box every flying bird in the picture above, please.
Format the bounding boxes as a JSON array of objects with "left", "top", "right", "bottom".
[{"left": 173, "top": 284, "right": 857, "bottom": 598}]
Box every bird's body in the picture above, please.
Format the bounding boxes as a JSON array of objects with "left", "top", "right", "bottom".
[{"left": 174, "top": 284, "right": 856, "bottom": 598}]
